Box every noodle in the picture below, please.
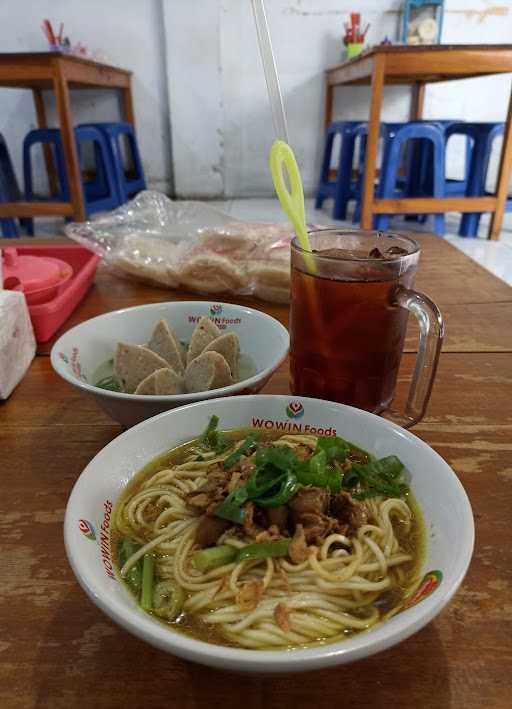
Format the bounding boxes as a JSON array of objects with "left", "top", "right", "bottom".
[{"left": 112, "top": 431, "right": 422, "bottom": 650}]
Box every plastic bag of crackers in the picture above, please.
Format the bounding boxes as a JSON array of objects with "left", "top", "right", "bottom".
[{"left": 65, "top": 191, "right": 293, "bottom": 304}]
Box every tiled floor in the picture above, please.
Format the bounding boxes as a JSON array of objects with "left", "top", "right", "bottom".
[{"left": 220, "top": 198, "right": 512, "bottom": 287}]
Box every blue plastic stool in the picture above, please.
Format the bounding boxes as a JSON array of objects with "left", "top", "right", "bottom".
[
  {"left": 0, "top": 134, "right": 20, "bottom": 237},
  {"left": 81, "top": 122, "right": 146, "bottom": 202},
  {"left": 351, "top": 122, "right": 407, "bottom": 224},
  {"left": 0, "top": 186, "right": 18, "bottom": 238},
  {"left": 443, "top": 122, "right": 473, "bottom": 196},
  {"left": 452, "top": 122, "right": 505, "bottom": 237},
  {"left": 0, "top": 133, "right": 34, "bottom": 237},
  {"left": 407, "top": 121, "right": 471, "bottom": 213},
  {"left": 374, "top": 122, "right": 446, "bottom": 236},
  {"left": 23, "top": 126, "right": 120, "bottom": 231},
  {"left": 315, "top": 121, "right": 366, "bottom": 219}
]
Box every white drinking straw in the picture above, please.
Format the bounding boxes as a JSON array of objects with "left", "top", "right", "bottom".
[{"left": 251, "top": 0, "right": 290, "bottom": 144}]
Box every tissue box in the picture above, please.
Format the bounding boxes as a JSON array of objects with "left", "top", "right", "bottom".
[{"left": 0, "top": 290, "right": 36, "bottom": 399}]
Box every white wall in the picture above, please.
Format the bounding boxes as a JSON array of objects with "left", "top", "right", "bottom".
[
  {"left": 165, "top": 0, "right": 512, "bottom": 198},
  {"left": 0, "top": 0, "right": 172, "bottom": 193},
  {"left": 1, "top": 0, "right": 511, "bottom": 200}
]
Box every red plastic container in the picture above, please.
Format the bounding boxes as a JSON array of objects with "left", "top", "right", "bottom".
[
  {"left": 3, "top": 248, "right": 73, "bottom": 304},
  {"left": 2, "top": 245, "right": 99, "bottom": 343}
]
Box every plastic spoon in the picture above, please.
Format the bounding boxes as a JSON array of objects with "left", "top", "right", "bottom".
[{"left": 269, "top": 141, "right": 315, "bottom": 272}]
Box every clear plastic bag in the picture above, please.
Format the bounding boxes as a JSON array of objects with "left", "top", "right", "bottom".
[{"left": 64, "top": 191, "right": 293, "bottom": 304}]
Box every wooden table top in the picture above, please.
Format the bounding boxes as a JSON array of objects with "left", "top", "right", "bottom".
[
  {"left": 326, "top": 43, "right": 512, "bottom": 86},
  {"left": 1, "top": 233, "right": 511, "bottom": 708},
  {"left": 0, "top": 52, "right": 131, "bottom": 90}
]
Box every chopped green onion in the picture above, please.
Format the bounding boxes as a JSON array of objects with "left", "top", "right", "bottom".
[
  {"left": 295, "top": 450, "right": 342, "bottom": 492},
  {"left": 315, "top": 436, "right": 350, "bottom": 463},
  {"left": 325, "top": 465, "right": 342, "bottom": 493},
  {"left": 152, "top": 580, "right": 185, "bottom": 621},
  {"left": 253, "top": 446, "right": 297, "bottom": 472},
  {"left": 341, "top": 468, "right": 360, "bottom": 489},
  {"left": 118, "top": 538, "right": 142, "bottom": 592},
  {"left": 344, "top": 455, "right": 409, "bottom": 499},
  {"left": 96, "top": 375, "right": 122, "bottom": 392},
  {"left": 192, "top": 544, "right": 238, "bottom": 572},
  {"left": 223, "top": 432, "right": 258, "bottom": 469},
  {"left": 357, "top": 455, "right": 404, "bottom": 479},
  {"left": 140, "top": 554, "right": 155, "bottom": 611},
  {"left": 254, "top": 472, "right": 299, "bottom": 508},
  {"left": 215, "top": 486, "right": 250, "bottom": 523},
  {"left": 199, "top": 415, "right": 231, "bottom": 454},
  {"left": 245, "top": 468, "right": 286, "bottom": 499},
  {"left": 236, "top": 538, "right": 290, "bottom": 562}
]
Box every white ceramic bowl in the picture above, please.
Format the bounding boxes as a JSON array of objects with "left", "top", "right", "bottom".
[
  {"left": 50, "top": 301, "right": 289, "bottom": 427},
  {"left": 64, "top": 395, "right": 474, "bottom": 673}
]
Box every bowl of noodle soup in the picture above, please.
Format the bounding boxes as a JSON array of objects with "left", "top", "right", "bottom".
[{"left": 64, "top": 395, "right": 474, "bottom": 672}]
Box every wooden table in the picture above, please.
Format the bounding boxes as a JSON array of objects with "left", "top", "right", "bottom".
[
  {"left": 1, "top": 234, "right": 512, "bottom": 708},
  {"left": 0, "top": 53, "right": 134, "bottom": 223},
  {"left": 325, "top": 45, "right": 512, "bottom": 240}
]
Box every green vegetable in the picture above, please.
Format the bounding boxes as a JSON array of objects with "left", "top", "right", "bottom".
[
  {"left": 249, "top": 447, "right": 300, "bottom": 505},
  {"left": 237, "top": 539, "right": 290, "bottom": 562},
  {"left": 218, "top": 446, "right": 300, "bottom": 522},
  {"left": 223, "top": 432, "right": 259, "bottom": 469},
  {"left": 199, "top": 415, "right": 231, "bottom": 454},
  {"left": 213, "top": 432, "right": 400, "bottom": 523},
  {"left": 192, "top": 544, "right": 238, "bottom": 572},
  {"left": 96, "top": 375, "right": 122, "bottom": 392},
  {"left": 295, "top": 450, "right": 342, "bottom": 492},
  {"left": 254, "top": 446, "right": 297, "bottom": 472},
  {"left": 340, "top": 468, "right": 360, "bottom": 490},
  {"left": 325, "top": 465, "right": 342, "bottom": 493},
  {"left": 343, "top": 455, "right": 409, "bottom": 499},
  {"left": 315, "top": 436, "right": 350, "bottom": 463},
  {"left": 215, "top": 486, "right": 250, "bottom": 523},
  {"left": 140, "top": 554, "right": 155, "bottom": 611},
  {"left": 245, "top": 467, "right": 286, "bottom": 499},
  {"left": 152, "top": 580, "right": 185, "bottom": 621},
  {"left": 118, "top": 538, "right": 142, "bottom": 592},
  {"left": 254, "top": 472, "right": 299, "bottom": 507}
]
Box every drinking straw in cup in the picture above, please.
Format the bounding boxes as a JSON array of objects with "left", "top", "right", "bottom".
[{"left": 250, "top": 0, "right": 314, "bottom": 268}]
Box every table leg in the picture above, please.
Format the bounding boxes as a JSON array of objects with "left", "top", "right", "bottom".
[
  {"left": 32, "top": 89, "right": 59, "bottom": 196},
  {"left": 324, "top": 83, "right": 334, "bottom": 130},
  {"left": 52, "top": 65, "right": 86, "bottom": 222},
  {"left": 121, "top": 77, "right": 136, "bottom": 126},
  {"left": 411, "top": 81, "right": 425, "bottom": 120},
  {"left": 361, "top": 56, "right": 385, "bottom": 229},
  {"left": 489, "top": 85, "right": 512, "bottom": 240}
]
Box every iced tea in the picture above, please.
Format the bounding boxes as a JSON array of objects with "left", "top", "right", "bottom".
[{"left": 290, "top": 231, "right": 418, "bottom": 413}]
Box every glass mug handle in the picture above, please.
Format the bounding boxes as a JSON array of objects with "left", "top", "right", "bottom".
[{"left": 386, "top": 287, "right": 445, "bottom": 428}]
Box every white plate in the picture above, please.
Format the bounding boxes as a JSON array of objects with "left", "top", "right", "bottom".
[{"left": 64, "top": 395, "right": 474, "bottom": 673}]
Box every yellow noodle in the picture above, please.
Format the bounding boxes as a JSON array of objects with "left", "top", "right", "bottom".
[{"left": 112, "top": 432, "right": 420, "bottom": 650}]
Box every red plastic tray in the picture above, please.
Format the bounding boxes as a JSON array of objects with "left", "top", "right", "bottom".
[{"left": 6, "top": 245, "right": 99, "bottom": 343}]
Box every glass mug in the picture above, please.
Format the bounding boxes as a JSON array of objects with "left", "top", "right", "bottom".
[{"left": 290, "top": 229, "right": 444, "bottom": 428}]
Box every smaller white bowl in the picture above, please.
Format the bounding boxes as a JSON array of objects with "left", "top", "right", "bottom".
[{"left": 51, "top": 301, "right": 289, "bottom": 427}]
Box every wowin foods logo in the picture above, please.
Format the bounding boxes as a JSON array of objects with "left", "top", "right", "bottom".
[
  {"left": 286, "top": 401, "right": 304, "bottom": 419},
  {"left": 78, "top": 519, "right": 96, "bottom": 541},
  {"left": 210, "top": 304, "right": 223, "bottom": 316}
]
